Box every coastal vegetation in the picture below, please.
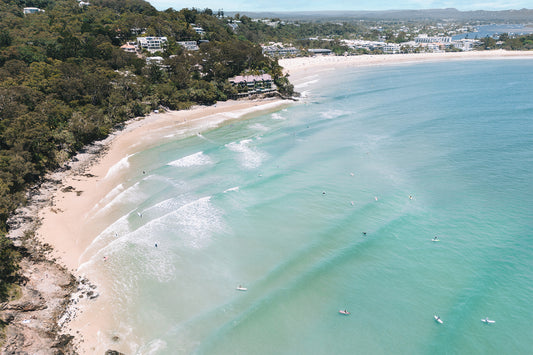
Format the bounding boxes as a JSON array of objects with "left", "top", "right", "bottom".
[{"left": 0, "top": 0, "right": 288, "bottom": 304}]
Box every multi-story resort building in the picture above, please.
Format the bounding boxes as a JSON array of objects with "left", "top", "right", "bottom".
[
  {"left": 415, "top": 34, "right": 452, "bottom": 44},
  {"left": 229, "top": 74, "right": 275, "bottom": 97},
  {"left": 262, "top": 44, "right": 300, "bottom": 57}
]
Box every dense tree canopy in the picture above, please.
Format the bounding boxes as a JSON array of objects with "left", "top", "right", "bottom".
[{"left": 0, "top": 0, "right": 287, "bottom": 300}]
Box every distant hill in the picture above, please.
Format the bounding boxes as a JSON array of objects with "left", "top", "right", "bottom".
[{"left": 225, "top": 8, "right": 533, "bottom": 22}]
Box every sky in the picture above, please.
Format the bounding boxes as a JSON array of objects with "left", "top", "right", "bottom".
[{"left": 148, "top": 0, "right": 533, "bottom": 12}]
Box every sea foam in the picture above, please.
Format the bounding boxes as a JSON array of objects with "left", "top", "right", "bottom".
[
  {"left": 105, "top": 154, "right": 134, "bottom": 179},
  {"left": 225, "top": 139, "right": 268, "bottom": 169},
  {"left": 168, "top": 151, "right": 213, "bottom": 167},
  {"left": 320, "top": 109, "right": 351, "bottom": 119}
]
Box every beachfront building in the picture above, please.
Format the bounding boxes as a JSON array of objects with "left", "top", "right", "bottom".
[
  {"left": 262, "top": 44, "right": 300, "bottom": 58},
  {"left": 415, "top": 34, "right": 452, "bottom": 44},
  {"left": 341, "top": 39, "right": 389, "bottom": 53},
  {"left": 451, "top": 39, "right": 480, "bottom": 51},
  {"left": 229, "top": 74, "right": 275, "bottom": 97},
  {"left": 308, "top": 48, "right": 332, "bottom": 56},
  {"left": 383, "top": 43, "right": 401, "bottom": 54},
  {"left": 137, "top": 37, "right": 168, "bottom": 53},
  {"left": 23, "top": 7, "right": 45, "bottom": 14}
]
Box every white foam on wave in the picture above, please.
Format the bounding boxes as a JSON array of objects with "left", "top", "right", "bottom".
[
  {"left": 299, "top": 90, "right": 312, "bottom": 99},
  {"left": 249, "top": 123, "right": 270, "bottom": 132},
  {"left": 139, "top": 339, "right": 168, "bottom": 354},
  {"left": 105, "top": 154, "right": 134, "bottom": 179},
  {"left": 87, "top": 183, "right": 125, "bottom": 216},
  {"left": 79, "top": 202, "right": 181, "bottom": 283},
  {"left": 123, "top": 195, "right": 225, "bottom": 251},
  {"left": 168, "top": 151, "right": 213, "bottom": 168},
  {"left": 271, "top": 113, "right": 286, "bottom": 120},
  {"left": 92, "top": 181, "right": 148, "bottom": 219},
  {"left": 225, "top": 139, "right": 268, "bottom": 169},
  {"left": 169, "top": 196, "right": 225, "bottom": 249},
  {"left": 78, "top": 209, "right": 135, "bottom": 264},
  {"left": 295, "top": 78, "right": 319, "bottom": 89},
  {"left": 223, "top": 186, "right": 240, "bottom": 193},
  {"left": 320, "top": 109, "right": 350, "bottom": 119}
]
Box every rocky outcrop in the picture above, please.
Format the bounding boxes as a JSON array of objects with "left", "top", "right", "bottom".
[
  {"left": 105, "top": 350, "right": 125, "bottom": 355},
  {"left": 0, "top": 256, "right": 78, "bottom": 354},
  {"left": 1, "top": 137, "right": 110, "bottom": 354}
]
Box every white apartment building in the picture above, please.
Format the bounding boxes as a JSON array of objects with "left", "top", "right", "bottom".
[
  {"left": 415, "top": 34, "right": 452, "bottom": 44},
  {"left": 137, "top": 37, "right": 168, "bottom": 53}
]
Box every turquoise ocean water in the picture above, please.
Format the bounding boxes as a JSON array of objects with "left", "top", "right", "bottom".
[{"left": 81, "top": 59, "right": 533, "bottom": 354}]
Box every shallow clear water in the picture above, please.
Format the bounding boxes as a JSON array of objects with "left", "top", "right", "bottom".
[{"left": 82, "top": 59, "right": 533, "bottom": 354}]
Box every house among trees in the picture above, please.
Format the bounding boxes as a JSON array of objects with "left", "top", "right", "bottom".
[
  {"left": 191, "top": 25, "right": 206, "bottom": 36},
  {"left": 23, "top": 7, "right": 45, "bottom": 14},
  {"left": 120, "top": 42, "right": 138, "bottom": 53},
  {"left": 177, "top": 41, "right": 199, "bottom": 51},
  {"left": 137, "top": 36, "right": 168, "bottom": 53}
]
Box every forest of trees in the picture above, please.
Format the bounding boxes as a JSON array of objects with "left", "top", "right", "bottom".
[{"left": 0, "top": 0, "right": 293, "bottom": 303}]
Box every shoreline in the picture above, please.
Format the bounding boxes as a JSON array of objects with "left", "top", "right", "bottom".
[
  {"left": 4, "top": 97, "right": 291, "bottom": 354},
  {"left": 4, "top": 49, "right": 533, "bottom": 354},
  {"left": 280, "top": 50, "right": 533, "bottom": 82}
]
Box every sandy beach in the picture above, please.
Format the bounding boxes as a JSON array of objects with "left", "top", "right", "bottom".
[
  {"left": 36, "top": 98, "right": 291, "bottom": 273},
  {"left": 280, "top": 50, "right": 533, "bottom": 82},
  {"left": 10, "top": 49, "right": 533, "bottom": 354},
  {"left": 33, "top": 97, "right": 293, "bottom": 353}
]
